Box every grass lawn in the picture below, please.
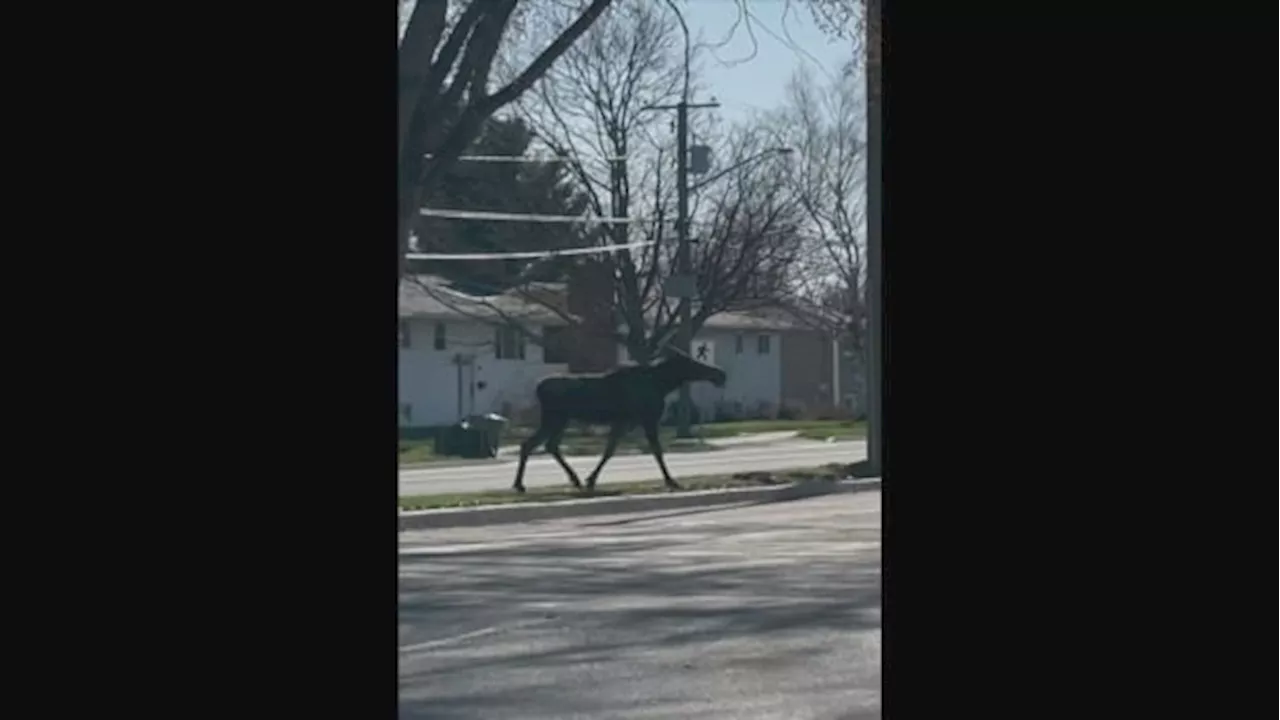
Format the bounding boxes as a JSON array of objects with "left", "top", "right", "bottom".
[
  {"left": 693, "top": 419, "right": 862, "bottom": 438},
  {"left": 398, "top": 439, "right": 437, "bottom": 464},
  {"left": 397, "top": 435, "right": 715, "bottom": 468},
  {"left": 536, "top": 433, "right": 717, "bottom": 457},
  {"left": 398, "top": 419, "right": 865, "bottom": 467},
  {"left": 504, "top": 418, "right": 863, "bottom": 443},
  {"left": 795, "top": 421, "right": 866, "bottom": 441},
  {"left": 398, "top": 463, "right": 858, "bottom": 511}
]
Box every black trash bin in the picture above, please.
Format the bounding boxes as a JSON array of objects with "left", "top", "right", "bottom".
[
  {"left": 448, "top": 413, "right": 509, "bottom": 459},
  {"left": 432, "top": 427, "right": 456, "bottom": 457}
]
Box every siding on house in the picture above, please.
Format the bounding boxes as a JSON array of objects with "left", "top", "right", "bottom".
[
  {"left": 614, "top": 328, "right": 860, "bottom": 420},
  {"left": 617, "top": 328, "right": 783, "bottom": 419},
  {"left": 398, "top": 318, "right": 567, "bottom": 428},
  {"left": 398, "top": 271, "right": 862, "bottom": 426},
  {"left": 780, "top": 330, "right": 836, "bottom": 417},
  {"left": 688, "top": 329, "right": 782, "bottom": 419}
]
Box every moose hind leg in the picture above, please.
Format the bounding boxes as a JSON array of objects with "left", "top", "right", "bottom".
[{"left": 642, "top": 420, "right": 680, "bottom": 490}]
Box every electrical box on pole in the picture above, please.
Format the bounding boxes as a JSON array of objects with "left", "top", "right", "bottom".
[
  {"left": 689, "top": 144, "right": 712, "bottom": 175},
  {"left": 663, "top": 274, "right": 696, "bottom": 298}
]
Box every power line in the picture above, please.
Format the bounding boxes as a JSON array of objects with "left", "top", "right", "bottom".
[
  {"left": 424, "top": 153, "right": 629, "bottom": 163},
  {"left": 419, "top": 207, "right": 782, "bottom": 230},
  {"left": 419, "top": 208, "right": 635, "bottom": 224},
  {"left": 407, "top": 240, "right": 656, "bottom": 261}
]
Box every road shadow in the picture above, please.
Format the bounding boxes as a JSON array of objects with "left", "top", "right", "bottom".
[
  {"left": 399, "top": 506, "right": 881, "bottom": 719},
  {"left": 575, "top": 496, "right": 785, "bottom": 527}
]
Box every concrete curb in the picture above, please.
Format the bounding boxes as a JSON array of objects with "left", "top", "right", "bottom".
[{"left": 398, "top": 478, "right": 881, "bottom": 531}]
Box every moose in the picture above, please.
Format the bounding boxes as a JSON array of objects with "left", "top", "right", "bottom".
[{"left": 512, "top": 347, "right": 728, "bottom": 494}]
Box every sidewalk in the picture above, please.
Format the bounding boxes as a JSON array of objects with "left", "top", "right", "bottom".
[
  {"left": 496, "top": 429, "right": 802, "bottom": 457},
  {"left": 400, "top": 430, "right": 807, "bottom": 472}
]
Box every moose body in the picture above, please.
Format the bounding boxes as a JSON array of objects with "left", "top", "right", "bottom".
[{"left": 512, "top": 350, "right": 727, "bottom": 493}]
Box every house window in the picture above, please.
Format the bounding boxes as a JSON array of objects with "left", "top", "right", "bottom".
[
  {"left": 495, "top": 326, "right": 526, "bottom": 360},
  {"left": 433, "top": 322, "right": 446, "bottom": 350},
  {"left": 735, "top": 334, "right": 744, "bottom": 354},
  {"left": 398, "top": 320, "right": 410, "bottom": 349},
  {"left": 757, "top": 334, "right": 771, "bottom": 354},
  {"left": 542, "top": 326, "right": 569, "bottom": 364}
]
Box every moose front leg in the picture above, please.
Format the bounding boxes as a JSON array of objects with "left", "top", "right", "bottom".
[
  {"left": 544, "top": 422, "right": 582, "bottom": 490},
  {"left": 512, "top": 425, "right": 552, "bottom": 493},
  {"left": 641, "top": 419, "right": 680, "bottom": 491}
]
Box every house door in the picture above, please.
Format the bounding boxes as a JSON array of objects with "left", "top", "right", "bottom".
[
  {"left": 452, "top": 353, "right": 477, "bottom": 421},
  {"left": 457, "top": 355, "right": 490, "bottom": 418},
  {"left": 470, "top": 359, "right": 496, "bottom": 416}
]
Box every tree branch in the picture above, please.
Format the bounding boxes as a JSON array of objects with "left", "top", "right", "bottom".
[
  {"left": 398, "top": 0, "right": 450, "bottom": 157},
  {"left": 479, "top": 0, "right": 615, "bottom": 115}
]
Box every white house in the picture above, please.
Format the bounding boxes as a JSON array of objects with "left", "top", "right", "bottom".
[
  {"left": 400, "top": 274, "right": 860, "bottom": 429},
  {"left": 398, "top": 277, "right": 571, "bottom": 428},
  {"left": 619, "top": 309, "right": 857, "bottom": 422}
]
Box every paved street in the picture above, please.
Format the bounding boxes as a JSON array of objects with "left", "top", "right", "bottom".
[
  {"left": 399, "top": 490, "right": 881, "bottom": 719},
  {"left": 400, "top": 438, "right": 866, "bottom": 496}
]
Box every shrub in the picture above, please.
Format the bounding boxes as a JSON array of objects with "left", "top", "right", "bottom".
[
  {"left": 776, "top": 404, "right": 801, "bottom": 421},
  {"left": 711, "top": 400, "right": 746, "bottom": 423},
  {"left": 661, "top": 401, "right": 703, "bottom": 427}
]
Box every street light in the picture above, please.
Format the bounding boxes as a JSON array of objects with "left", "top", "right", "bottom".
[
  {"left": 688, "top": 147, "right": 793, "bottom": 193},
  {"left": 669, "top": 144, "right": 793, "bottom": 439}
]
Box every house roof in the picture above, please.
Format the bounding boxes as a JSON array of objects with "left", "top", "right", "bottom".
[
  {"left": 399, "top": 276, "right": 574, "bottom": 325},
  {"left": 617, "top": 306, "right": 825, "bottom": 333},
  {"left": 400, "top": 275, "right": 841, "bottom": 333},
  {"left": 702, "top": 309, "right": 806, "bottom": 331}
]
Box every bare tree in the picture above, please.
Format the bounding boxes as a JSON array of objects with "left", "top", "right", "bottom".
[
  {"left": 770, "top": 69, "right": 867, "bottom": 348},
  {"left": 502, "top": 2, "right": 803, "bottom": 364},
  {"left": 684, "top": 124, "right": 806, "bottom": 321},
  {"left": 796, "top": 0, "right": 868, "bottom": 57},
  {"left": 403, "top": 1, "right": 683, "bottom": 358},
  {"left": 408, "top": 5, "right": 806, "bottom": 369},
  {"left": 401, "top": 0, "right": 866, "bottom": 366},
  {"left": 508, "top": 0, "right": 690, "bottom": 364},
  {"left": 397, "top": 0, "right": 615, "bottom": 280}
]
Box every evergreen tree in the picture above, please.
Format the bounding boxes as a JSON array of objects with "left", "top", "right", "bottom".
[{"left": 410, "top": 116, "right": 589, "bottom": 295}]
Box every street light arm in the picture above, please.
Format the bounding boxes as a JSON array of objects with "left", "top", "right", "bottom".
[
  {"left": 688, "top": 147, "right": 793, "bottom": 193},
  {"left": 663, "top": 0, "right": 692, "bottom": 104}
]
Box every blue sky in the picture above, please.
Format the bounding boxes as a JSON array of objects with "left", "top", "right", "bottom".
[
  {"left": 680, "top": 0, "right": 853, "bottom": 123},
  {"left": 398, "top": 1, "right": 856, "bottom": 124}
]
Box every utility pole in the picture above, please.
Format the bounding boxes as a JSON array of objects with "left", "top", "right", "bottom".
[
  {"left": 862, "top": 0, "right": 883, "bottom": 476},
  {"left": 642, "top": 98, "right": 719, "bottom": 438}
]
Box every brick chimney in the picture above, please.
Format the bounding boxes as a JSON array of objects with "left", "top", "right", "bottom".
[{"left": 566, "top": 258, "right": 617, "bottom": 372}]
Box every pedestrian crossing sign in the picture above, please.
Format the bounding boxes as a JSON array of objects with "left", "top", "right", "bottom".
[{"left": 693, "top": 339, "right": 715, "bottom": 365}]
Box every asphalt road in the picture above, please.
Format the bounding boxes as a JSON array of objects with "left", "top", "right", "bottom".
[
  {"left": 400, "top": 438, "right": 867, "bottom": 496},
  {"left": 399, "top": 490, "right": 882, "bottom": 719}
]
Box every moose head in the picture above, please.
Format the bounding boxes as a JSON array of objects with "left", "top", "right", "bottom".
[{"left": 657, "top": 345, "right": 727, "bottom": 388}]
